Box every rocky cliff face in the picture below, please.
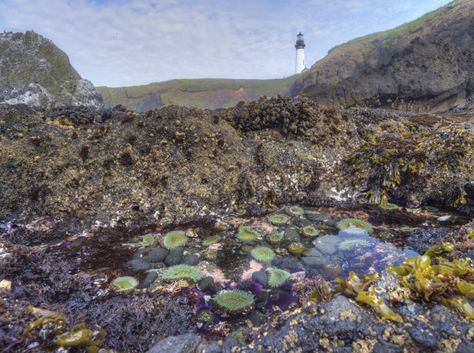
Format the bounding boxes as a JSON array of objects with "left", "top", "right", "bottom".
[
  {"left": 0, "top": 31, "right": 102, "bottom": 108},
  {"left": 292, "top": 0, "right": 474, "bottom": 111}
]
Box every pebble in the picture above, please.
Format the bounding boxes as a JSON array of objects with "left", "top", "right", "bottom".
[
  {"left": 127, "top": 259, "right": 151, "bottom": 271},
  {"left": 182, "top": 254, "right": 200, "bottom": 266},
  {"left": 252, "top": 270, "right": 269, "bottom": 287},
  {"left": 164, "top": 247, "right": 184, "bottom": 266}
]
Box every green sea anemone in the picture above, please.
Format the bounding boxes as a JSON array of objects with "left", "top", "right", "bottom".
[
  {"left": 213, "top": 290, "right": 255, "bottom": 313},
  {"left": 112, "top": 276, "right": 139, "bottom": 291},
  {"left": 236, "top": 226, "right": 259, "bottom": 242},
  {"left": 163, "top": 230, "right": 187, "bottom": 249},
  {"left": 202, "top": 235, "right": 220, "bottom": 247},
  {"left": 251, "top": 246, "right": 275, "bottom": 262},
  {"left": 142, "top": 233, "right": 156, "bottom": 246},
  {"left": 300, "top": 225, "right": 319, "bottom": 237},
  {"left": 161, "top": 264, "right": 203, "bottom": 282},
  {"left": 338, "top": 239, "right": 371, "bottom": 251},
  {"left": 266, "top": 231, "right": 284, "bottom": 245},
  {"left": 337, "top": 218, "right": 373, "bottom": 233},
  {"left": 268, "top": 214, "right": 290, "bottom": 226},
  {"left": 287, "top": 206, "right": 305, "bottom": 217},
  {"left": 287, "top": 242, "right": 307, "bottom": 257},
  {"left": 268, "top": 268, "right": 291, "bottom": 288}
]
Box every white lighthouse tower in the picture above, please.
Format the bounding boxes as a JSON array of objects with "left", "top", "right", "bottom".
[{"left": 295, "top": 32, "right": 306, "bottom": 74}]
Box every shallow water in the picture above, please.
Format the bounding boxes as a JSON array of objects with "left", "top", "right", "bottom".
[{"left": 62, "top": 204, "right": 466, "bottom": 328}]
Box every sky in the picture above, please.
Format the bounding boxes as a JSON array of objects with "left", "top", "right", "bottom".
[{"left": 0, "top": 0, "right": 452, "bottom": 87}]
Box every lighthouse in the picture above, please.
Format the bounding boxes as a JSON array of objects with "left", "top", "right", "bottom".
[{"left": 295, "top": 32, "right": 306, "bottom": 74}]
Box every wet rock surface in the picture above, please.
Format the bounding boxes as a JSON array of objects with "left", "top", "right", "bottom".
[{"left": 0, "top": 98, "right": 473, "bottom": 353}]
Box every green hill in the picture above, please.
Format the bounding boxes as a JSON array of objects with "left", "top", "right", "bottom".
[
  {"left": 98, "top": 77, "right": 296, "bottom": 111},
  {"left": 291, "top": 0, "right": 474, "bottom": 111}
]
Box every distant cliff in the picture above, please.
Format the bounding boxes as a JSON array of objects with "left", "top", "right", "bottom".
[
  {"left": 0, "top": 31, "right": 102, "bottom": 108},
  {"left": 97, "top": 77, "right": 296, "bottom": 111},
  {"left": 291, "top": 0, "right": 474, "bottom": 111}
]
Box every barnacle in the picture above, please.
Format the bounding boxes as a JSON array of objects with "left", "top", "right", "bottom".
[
  {"left": 268, "top": 213, "right": 290, "bottom": 226},
  {"left": 236, "top": 226, "right": 259, "bottom": 242},
  {"left": 213, "top": 289, "right": 255, "bottom": 314},
  {"left": 163, "top": 230, "right": 187, "bottom": 249},
  {"left": 300, "top": 225, "right": 319, "bottom": 237},
  {"left": 251, "top": 246, "right": 275, "bottom": 262},
  {"left": 162, "top": 264, "right": 203, "bottom": 282},
  {"left": 267, "top": 268, "right": 291, "bottom": 288},
  {"left": 337, "top": 218, "right": 373, "bottom": 233},
  {"left": 338, "top": 239, "right": 371, "bottom": 251},
  {"left": 111, "top": 276, "right": 139, "bottom": 291}
]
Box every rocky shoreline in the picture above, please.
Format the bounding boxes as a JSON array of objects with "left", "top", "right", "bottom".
[{"left": 1, "top": 97, "right": 473, "bottom": 352}]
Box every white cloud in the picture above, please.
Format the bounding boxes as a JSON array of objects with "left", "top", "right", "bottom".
[{"left": 0, "top": 0, "right": 451, "bottom": 86}]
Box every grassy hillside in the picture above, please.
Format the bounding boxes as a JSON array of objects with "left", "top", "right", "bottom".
[
  {"left": 291, "top": 0, "right": 473, "bottom": 111},
  {"left": 98, "top": 77, "right": 296, "bottom": 111}
]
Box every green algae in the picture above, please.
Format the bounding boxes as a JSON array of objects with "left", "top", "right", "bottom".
[
  {"left": 55, "top": 324, "right": 106, "bottom": 353},
  {"left": 336, "top": 272, "right": 402, "bottom": 322},
  {"left": 355, "top": 289, "right": 403, "bottom": 323},
  {"left": 335, "top": 271, "right": 379, "bottom": 297},
  {"left": 388, "top": 255, "right": 474, "bottom": 319},
  {"left": 424, "top": 242, "right": 454, "bottom": 257}
]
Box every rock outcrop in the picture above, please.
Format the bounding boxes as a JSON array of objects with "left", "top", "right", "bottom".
[
  {"left": 0, "top": 31, "right": 102, "bottom": 108},
  {"left": 0, "top": 97, "right": 472, "bottom": 226},
  {"left": 291, "top": 0, "right": 474, "bottom": 111}
]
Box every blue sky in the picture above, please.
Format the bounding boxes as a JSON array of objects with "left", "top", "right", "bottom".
[{"left": 0, "top": 0, "right": 451, "bottom": 86}]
